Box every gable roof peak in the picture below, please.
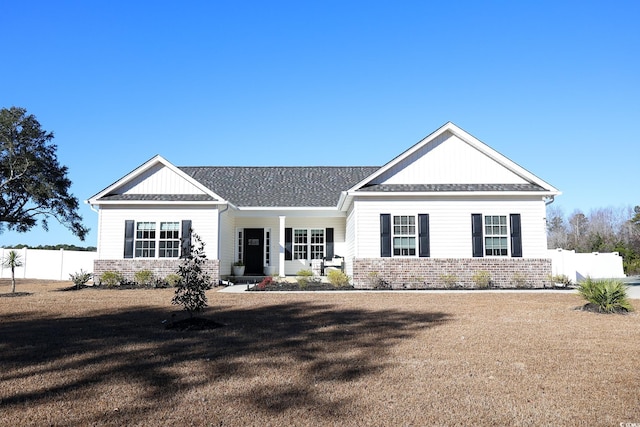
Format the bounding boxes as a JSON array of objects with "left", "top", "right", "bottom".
[{"left": 346, "top": 122, "right": 560, "bottom": 194}]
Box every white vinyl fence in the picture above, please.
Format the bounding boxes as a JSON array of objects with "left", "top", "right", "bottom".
[
  {"left": 0, "top": 248, "right": 97, "bottom": 281},
  {"left": 548, "top": 248, "right": 626, "bottom": 283}
]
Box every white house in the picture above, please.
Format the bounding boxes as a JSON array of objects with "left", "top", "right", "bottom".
[{"left": 87, "top": 122, "right": 561, "bottom": 288}]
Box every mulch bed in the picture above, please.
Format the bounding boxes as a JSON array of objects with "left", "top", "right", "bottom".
[
  {"left": 250, "top": 282, "right": 354, "bottom": 291},
  {"left": 576, "top": 302, "right": 633, "bottom": 314}
]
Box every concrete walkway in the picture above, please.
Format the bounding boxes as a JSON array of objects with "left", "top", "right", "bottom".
[
  {"left": 623, "top": 276, "right": 640, "bottom": 299},
  {"left": 219, "top": 283, "right": 256, "bottom": 293}
]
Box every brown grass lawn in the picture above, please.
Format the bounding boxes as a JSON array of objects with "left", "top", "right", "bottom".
[{"left": 1, "top": 280, "right": 639, "bottom": 426}]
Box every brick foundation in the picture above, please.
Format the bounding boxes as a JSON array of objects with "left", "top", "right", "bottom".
[
  {"left": 93, "top": 259, "right": 219, "bottom": 285},
  {"left": 352, "top": 258, "right": 552, "bottom": 289}
]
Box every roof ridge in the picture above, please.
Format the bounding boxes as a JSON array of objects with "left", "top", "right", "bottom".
[{"left": 179, "top": 165, "right": 380, "bottom": 169}]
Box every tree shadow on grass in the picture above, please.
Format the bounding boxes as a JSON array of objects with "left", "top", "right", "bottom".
[
  {"left": 0, "top": 300, "right": 450, "bottom": 425},
  {"left": 0, "top": 292, "right": 32, "bottom": 297}
]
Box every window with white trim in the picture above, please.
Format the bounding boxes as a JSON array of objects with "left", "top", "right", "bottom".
[
  {"left": 291, "top": 228, "right": 326, "bottom": 260},
  {"left": 135, "top": 222, "right": 156, "bottom": 257},
  {"left": 310, "top": 229, "right": 325, "bottom": 259},
  {"left": 293, "top": 229, "right": 308, "bottom": 260},
  {"left": 393, "top": 215, "right": 416, "bottom": 256},
  {"left": 132, "top": 221, "right": 185, "bottom": 258},
  {"left": 484, "top": 215, "right": 508, "bottom": 256},
  {"left": 159, "top": 222, "right": 180, "bottom": 258}
]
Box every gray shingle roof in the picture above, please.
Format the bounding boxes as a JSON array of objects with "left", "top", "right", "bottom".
[
  {"left": 179, "top": 166, "right": 379, "bottom": 207},
  {"left": 99, "top": 194, "right": 217, "bottom": 202},
  {"left": 357, "top": 183, "right": 546, "bottom": 192}
]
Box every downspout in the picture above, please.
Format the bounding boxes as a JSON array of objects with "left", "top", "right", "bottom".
[
  {"left": 544, "top": 196, "right": 555, "bottom": 206},
  {"left": 217, "top": 203, "right": 230, "bottom": 267}
]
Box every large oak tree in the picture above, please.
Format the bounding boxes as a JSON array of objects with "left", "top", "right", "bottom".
[{"left": 0, "top": 107, "right": 88, "bottom": 240}]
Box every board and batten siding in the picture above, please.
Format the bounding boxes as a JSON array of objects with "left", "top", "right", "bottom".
[
  {"left": 353, "top": 196, "right": 548, "bottom": 259},
  {"left": 97, "top": 205, "right": 219, "bottom": 259},
  {"left": 117, "top": 163, "right": 208, "bottom": 195},
  {"left": 372, "top": 132, "right": 528, "bottom": 185}
]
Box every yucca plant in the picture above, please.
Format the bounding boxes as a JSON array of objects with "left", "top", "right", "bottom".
[
  {"left": 2, "top": 250, "right": 23, "bottom": 293},
  {"left": 578, "top": 278, "right": 634, "bottom": 314}
]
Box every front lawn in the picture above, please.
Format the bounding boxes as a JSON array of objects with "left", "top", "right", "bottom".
[{"left": 1, "top": 279, "right": 639, "bottom": 426}]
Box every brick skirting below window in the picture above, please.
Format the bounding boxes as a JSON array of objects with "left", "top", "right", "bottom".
[
  {"left": 352, "top": 258, "right": 552, "bottom": 289},
  {"left": 93, "top": 259, "right": 219, "bottom": 285}
]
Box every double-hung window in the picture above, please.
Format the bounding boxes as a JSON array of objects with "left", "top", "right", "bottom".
[
  {"left": 135, "top": 222, "right": 156, "bottom": 257},
  {"left": 310, "top": 229, "right": 325, "bottom": 259},
  {"left": 380, "top": 214, "right": 430, "bottom": 258},
  {"left": 285, "top": 227, "right": 334, "bottom": 261},
  {"left": 159, "top": 222, "right": 180, "bottom": 257},
  {"left": 292, "top": 228, "right": 325, "bottom": 260},
  {"left": 393, "top": 215, "right": 416, "bottom": 256},
  {"left": 484, "top": 215, "right": 508, "bottom": 256},
  {"left": 293, "top": 229, "right": 308, "bottom": 260},
  {"left": 125, "top": 220, "right": 189, "bottom": 259},
  {"left": 471, "top": 214, "right": 522, "bottom": 258}
]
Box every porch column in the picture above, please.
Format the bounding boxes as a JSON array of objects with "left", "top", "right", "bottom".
[{"left": 278, "top": 215, "right": 286, "bottom": 277}]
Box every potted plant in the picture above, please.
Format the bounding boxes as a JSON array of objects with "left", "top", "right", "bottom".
[
  {"left": 232, "top": 260, "right": 245, "bottom": 276},
  {"left": 264, "top": 265, "right": 276, "bottom": 276}
]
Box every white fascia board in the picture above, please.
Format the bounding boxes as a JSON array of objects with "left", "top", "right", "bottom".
[
  {"left": 346, "top": 122, "right": 456, "bottom": 192},
  {"left": 349, "top": 190, "right": 562, "bottom": 198},
  {"left": 337, "top": 191, "right": 349, "bottom": 211},
  {"left": 86, "top": 155, "right": 226, "bottom": 205},
  {"left": 87, "top": 155, "right": 169, "bottom": 203},
  {"left": 446, "top": 125, "right": 561, "bottom": 193},
  {"left": 86, "top": 200, "right": 226, "bottom": 206},
  {"left": 238, "top": 206, "right": 338, "bottom": 211},
  {"left": 346, "top": 122, "right": 560, "bottom": 194},
  {"left": 233, "top": 207, "right": 345, "bottom": 218}
]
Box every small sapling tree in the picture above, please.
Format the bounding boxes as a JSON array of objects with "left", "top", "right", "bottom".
[{"left": 172, "top": 231, "right": 211, "bottom": 317}]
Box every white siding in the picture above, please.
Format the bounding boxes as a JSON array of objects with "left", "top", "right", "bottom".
[
  {"left": 353, "top": 196, "right": 548, "bottom": 259},
  {"left": 281, "top": 217, "right": 346, "bottom": 275},
  {"left": 217, "top": 215, "right": 346, "bottom": 276},
  {"left": 97, "top": 205, "right": 218, "bottom": 259},
  {"left": 118, "top": 164, "right": 207, "bottom": 195},
  {"left": 218, "top": 207, "right": 235, "bottom": 275},
  {"left": 373, "top": 132, "right": 528, "bottom": 185},
  {"left": 344, "top": 205, "right": 357, "bottom": 276}
]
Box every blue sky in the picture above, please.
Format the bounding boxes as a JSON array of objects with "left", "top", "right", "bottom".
[{"left": 1, "top": 0, "right": 638, "bottom": 247}]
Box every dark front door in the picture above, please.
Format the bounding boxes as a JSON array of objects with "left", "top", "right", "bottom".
[{"left": 243, "top": 228, "right": 264, "bottom": 275}]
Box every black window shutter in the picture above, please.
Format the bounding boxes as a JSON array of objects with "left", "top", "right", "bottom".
[
  {"left": 285, "top": 228, "right": 293, "bottom": 260},
  {"left": 326, "top": 228, "right": 334, "bottom": 258},
  {"left": 418, "top": 214, "right": 430, "bottom": 257},
  {"left": 510, "top": 214, "right": 522, "bottom": 257},
  {"left": 471, "top": 214, "right": 484, "bottom": 257},
  {"left": 180, "top": 220, "right": 192, "bottom": 258},
  {"left": 380, "top": 214, "right": 391, "bottom": 257},
  {"left": 124, "top": 220, "right": 134, "bottom": 258}
]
